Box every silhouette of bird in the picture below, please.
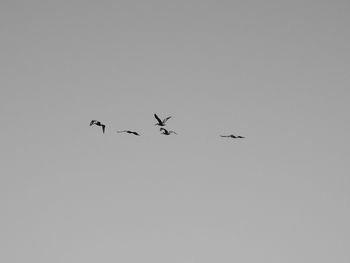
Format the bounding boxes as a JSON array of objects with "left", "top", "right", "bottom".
[
  {"left": 160, "top": 128, "right": 177, "bottom": 135},
  {"left": 154, "top": 113, "right": 172, "bottom": 126},
  {"left": 117, "top": 130, "right": 140, "bottom": 136},
  {"left": 90, "top": 120, "right": 106, "bottom": 133},
  {"left": 220, "top": 134, "right": 245, "bottom": 138}
]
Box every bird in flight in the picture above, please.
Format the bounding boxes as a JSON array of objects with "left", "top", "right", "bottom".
[
  {"left": 90, "top": 120, "right": 106, "bottom": 133},
  {"left": 160, "top": 128, "right": 177, "bottom": 135},
  {"left": 220, "top": 134, "right": 245, "bottom": 138},
  {"left": 154, "top": 113, "right": 172, "bottom": 126},
  {"left": 117, "top": 130, "right": 140, "bottom": 136}
]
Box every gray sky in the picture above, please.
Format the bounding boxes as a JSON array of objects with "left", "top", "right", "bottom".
[{"left": 1, "top": 0, "right": 349, "bottom": 262}]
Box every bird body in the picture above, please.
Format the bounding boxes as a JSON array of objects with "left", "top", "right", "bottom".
[
  {"left": 220, "top": 134, "right": 245, "bottom": 138},
  {"left": 160, "top": 128, "right": 177, "bottom": 135},
  {"left": 117, "top": 130, "right": 140, "bottom": 136},
  {"left": 154, "top": 114, "right": 172, "bottom": 126},
  {"left": 90, "top": 120, "right": 106, "bottom": 133}
]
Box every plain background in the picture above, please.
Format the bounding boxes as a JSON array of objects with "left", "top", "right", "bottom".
[{"left": 1, "top": 0, "right": 349, "bottom": 262}]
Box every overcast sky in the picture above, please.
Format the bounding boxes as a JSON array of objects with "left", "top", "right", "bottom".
[{"left": 1, "top": 0, "right": 349, "bottom": 262}]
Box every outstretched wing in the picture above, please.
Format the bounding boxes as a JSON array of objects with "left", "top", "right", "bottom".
[
  {"left": 154, "top": 114, "right": 162, "bottom": 124},
  {"left": 162, "top": 116, "right": 172, "bottom": 123}
]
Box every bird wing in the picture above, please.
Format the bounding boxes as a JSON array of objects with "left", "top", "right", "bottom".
[
  {"left": 160, "top": 128, "right": 167, "bottom": 132},
  {"left": 127, "top": 131, "right": 140, "bottom": 136},
  {"left": 154, "top": 114, "right": 162, "bottom": 124},
  {"left": 102, "top": 125, "right": 105, "bottom": 133},
  {"left": 162, "top": 116, "right": 172, "bottom": 123},
  {"left": 90, "top": 120, "right": 96, "bottom": 126}
]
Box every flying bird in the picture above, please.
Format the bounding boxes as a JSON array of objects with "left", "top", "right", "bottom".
[
  {"left": 90, "top": 120, "right": 106, "bottom": 133},
  {"left": 220, "top": 134, "right": 245, "bottom": 138},
  {"left": 160, "top": 128, "right": 177, "bottom": 135},
  {"left": 154, "top": 113, "right": 172, "bottom": 126},
  {"left": 117, "top": 130, "right": 140, "bottom": 136}
]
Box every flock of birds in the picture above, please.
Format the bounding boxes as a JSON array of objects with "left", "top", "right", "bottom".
[{"left": 90, "top": 113, "right": 245, "bottom": 139}]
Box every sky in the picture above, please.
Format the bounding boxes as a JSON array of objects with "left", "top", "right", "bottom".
[{"left": 1, "top": 0, "right": 349, "bottom": 262}]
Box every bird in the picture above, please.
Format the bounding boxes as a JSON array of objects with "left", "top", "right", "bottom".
[
  {"left": 90, "top": 120, "right": 106, "bottom": 133},
  {"left": 154, "top": 113, "right": 172, "bottom": 126},
  {"left": 160, "top": 128, "right": 177, "bottom": 135},
  {"left": 117, "top": 130, "right": 140, "bottom": 136},
  {"left": 220, "top": 134, "right": 245, "bottom": 138}
]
